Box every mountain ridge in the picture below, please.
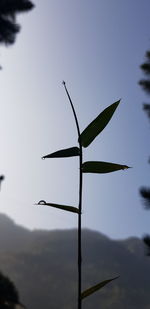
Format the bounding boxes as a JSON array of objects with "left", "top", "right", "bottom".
[{"left": 0, "top": 213, "right": 149, "bottom": 309}]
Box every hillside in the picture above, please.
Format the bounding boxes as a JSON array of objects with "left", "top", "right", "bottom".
[{"left": 0, "top": 214, "right": 149, "bottom": 309}]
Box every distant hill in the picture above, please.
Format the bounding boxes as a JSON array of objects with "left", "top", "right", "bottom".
[{"left": 0, "top": 213, "right": 149, "bottom": 309}]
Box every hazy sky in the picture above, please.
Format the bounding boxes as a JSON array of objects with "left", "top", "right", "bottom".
[{"left": 0, "top": 0, "right": 150, "bottom": 239}]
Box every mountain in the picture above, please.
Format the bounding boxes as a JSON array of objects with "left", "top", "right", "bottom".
[{"left": 0, "top": 213, "right": 149, "bottom": 309}]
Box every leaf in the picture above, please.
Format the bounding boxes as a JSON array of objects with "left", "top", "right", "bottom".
[
  {"left": 81, "top": 276, "right": 119, "bottom": 300},
  {"left": 42, "top": 147, "right": 80, "bottom": 159},
  {"left": 37, "top": 200, "right": 79, "bottom": 214},
  {"left": 79, "top": 100, "right": 120, "bottom": 147},
  {"left": 82, "top": 161, "right": 130, "bottom": 174}
]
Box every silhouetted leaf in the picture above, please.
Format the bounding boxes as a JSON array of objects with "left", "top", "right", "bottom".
[
  {"left": 82, "top": 161, "right": 130, "bottom": 174},
  {"left": 81, "top": 276, "right": 119, "bottom": 299},
  {"left": 79, "top": 100, "right": 120, "bottom": 147},
  {"left": 37, "top": 200, "right": 79, "bottom": 214},
  {"left": 42, "top": 147, "right": 80, "bottom": 159}
]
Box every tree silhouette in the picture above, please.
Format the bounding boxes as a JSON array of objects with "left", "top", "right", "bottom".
[
  {"left": 0, "top": 0, "right": 34, "bottom": 181},
  {"left": 0, "top": 3, "right": 34, "bottom": 306},
  {"left": 0, "top": 0, "right": 34, "bottom": 46},
  {"left": 0, "top": 271, "right": 24, "bottom": 308},
  {"left": 0, "top": 175, "right": 5, "bottom": 190},
  {"left": 139, "top": 50, "right": 150, "bottom": 254}
]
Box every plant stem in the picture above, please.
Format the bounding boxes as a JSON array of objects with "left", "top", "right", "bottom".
[{"left": 62, "top": 81, "right": 83, "bottom": 309}]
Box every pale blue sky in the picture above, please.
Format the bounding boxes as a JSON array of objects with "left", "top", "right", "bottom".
[{"left": 0, "top": 0, "right": 150, "bottom": 239}]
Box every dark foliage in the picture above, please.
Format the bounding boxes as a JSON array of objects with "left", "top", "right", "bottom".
[
  {"left": 140, "top": 51, "right": 150, "bottom": 74},
  {"left": 139, "top": 50, "right": 150, "bottom": 118},
  {"left": 143, "top": 235, "right": 150, "bottom": 256},
  {"left": 140, "top": 187, "right": 150, "bottom": 209},
  {"left": 0, "top": 0, "right": 34, "bottom": 14},
  {"left": 139, "top": 80, "right": 150, "bottom": 94},
  {"left": 0, "top": 16, "right": 20, "bottom": 45},
  {"left": 0, "top": 271, "right": 20, "bottom": 308},
  {"left": 0, "top": 0, "right": 34, "bottom": 45},
  {"left": 139, "top": 50, "right": 150, "bottom": 254},
  {"left": 143, "top": 103, "right": 150, "bottom": 118},
  {"left": 0, "top": 175, "right": 5, "bottom": 191}
]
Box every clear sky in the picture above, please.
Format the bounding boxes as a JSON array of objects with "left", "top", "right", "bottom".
[{"left": 0, "top": 0, "right": 150, "bottom": 239}]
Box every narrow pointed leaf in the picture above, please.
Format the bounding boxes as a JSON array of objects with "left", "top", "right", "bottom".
[
  {"left": 79, "top": 100, "right": 120, "bottom": 147},
  {"left": 81, "top": 276, "right": 119, "bottom": 300},
  {"left": 42, "top": 147, "right": 80, "bottom": 159},
  {"left": 37, "top": 200, "right": 79, "bottom": 214},
  {"left": 82, "top": 161, "right": 130, "bottom": 174}
]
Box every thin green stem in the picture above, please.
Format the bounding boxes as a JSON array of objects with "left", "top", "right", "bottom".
[{"left": 62, "top": 81, "right": 83, "bottom": 309}]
